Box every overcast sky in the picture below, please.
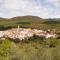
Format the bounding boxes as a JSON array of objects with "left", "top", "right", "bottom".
[{"left": 0, "top": 0, "right": 60, "bottom": 18}]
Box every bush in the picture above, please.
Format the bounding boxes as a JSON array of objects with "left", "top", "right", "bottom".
[
  {"left": 28, "top": 35, "right": 46, "bottom": 41},
  {"left": 45, "top": 39, "right": 58, "bottom": 48},
  {"left": 0, "top": 39, "right": 19, "bottom": 60},
  {"left": 0, "top": 25, "right": 5, "bottom": 30},
  {"left": 0, "top": 40, "right": 11, "bottom": 57}
]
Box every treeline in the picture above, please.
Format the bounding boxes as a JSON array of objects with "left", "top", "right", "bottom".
[
  {"left": 0, "top": 25, "right": 17, "bottom": 30},
  {"left": 43, "top": 20, "right": 60, "bottom": 24}
]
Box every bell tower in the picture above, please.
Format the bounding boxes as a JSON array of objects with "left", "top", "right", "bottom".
[
  {"left": 18, "top": 25, "right": 19, "bottom": 29},
  {"left": 18, "top": 25, "right": 20, "bottom": 32}
]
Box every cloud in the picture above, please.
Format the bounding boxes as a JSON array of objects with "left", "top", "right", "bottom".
[
  {"left": 49, "top": 0, "right": 60, "bottom": 7},
  {"left": 0, "top": 0, "right": 60, "bottom": 18}
]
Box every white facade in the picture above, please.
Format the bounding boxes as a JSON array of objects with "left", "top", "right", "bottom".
[
  {"left": 0, "top": 31, "right": 4, "bottom": 38},
  {"left": 0, "top": 28, "right": 58, "bottom": 40}
]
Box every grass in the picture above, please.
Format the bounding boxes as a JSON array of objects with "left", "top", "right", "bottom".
[{"left": 0, "top": 38, "right": 60, "bottom": 60}]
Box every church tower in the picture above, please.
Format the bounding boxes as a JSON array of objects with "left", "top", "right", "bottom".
[
  {"left": 18, "top": 25, "right": 20, "bottom": 32},
  {"left": 18, "top": 25, "right": 19, "bottom": 29}
]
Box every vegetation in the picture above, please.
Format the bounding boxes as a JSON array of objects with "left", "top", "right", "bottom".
[
  {"left": 0, "top": 38, "right": 60, "bottom": 60},
  {"left": 0, "top": 16, "right": 60, "bottom": 60},
  {"left": 0, "top": 16, "right": 60, "bottom": 30}
]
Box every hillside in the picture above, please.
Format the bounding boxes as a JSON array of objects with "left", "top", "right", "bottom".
[
  {"left": 0, "top": 15, "right": 60, "bottom": 30},
  {"left": 10, "top": 15, "right": 42, "bottom": 20}
]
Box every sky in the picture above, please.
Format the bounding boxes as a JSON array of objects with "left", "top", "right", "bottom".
[{"left": 0, "top": 0, "right": 60, "bottom": 18}]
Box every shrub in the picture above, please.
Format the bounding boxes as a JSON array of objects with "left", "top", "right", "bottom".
[
  {"left": 0, "top": 39, "right": 19, "bottom": 60},
  {"left": 45, "top": 39, "right": 58, "bottom": 48},
  {"left": 28, "top": 34, "right": 46, "bottom": 41},
  {"left": 0, "top": 40, "right": 11, "bottom": 56}
]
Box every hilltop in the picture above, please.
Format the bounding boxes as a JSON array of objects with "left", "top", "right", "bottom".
[
  {"left": 10, "top": 15, "right": 42, "bottom": 20},
  {"left": 0, "top": 15, "right": 42, "bottom": 21}
]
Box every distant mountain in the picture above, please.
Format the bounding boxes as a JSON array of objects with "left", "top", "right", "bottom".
[
  {"left": 45, "top": 18, "right": 60, "bottom": 20},
  {"left": 0, "top": 15, "right": 60, "bottom": 21},
  {"left": 0, "top": 17, "right": 8, "bottom": 20},
  {"left": 10, "top": 15, "right": 43, "bottom": 21}
]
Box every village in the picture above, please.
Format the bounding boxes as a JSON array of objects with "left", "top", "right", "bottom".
[{"left": 0, "top": 25, "right": 60, "bottom": 40}]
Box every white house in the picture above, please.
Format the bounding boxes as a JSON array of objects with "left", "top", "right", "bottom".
[{"left": 0, "top": 31, "right": 4, "bottom": 38}]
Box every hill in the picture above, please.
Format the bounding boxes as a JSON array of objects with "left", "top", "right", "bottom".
[
  {"left": 0, "top": 15, "right": 60, "bottom": 30},
  {"left": 10, "top": 15, "right": 42, "bottom": 21}
]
